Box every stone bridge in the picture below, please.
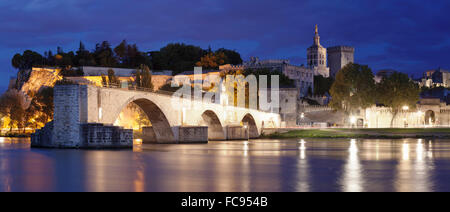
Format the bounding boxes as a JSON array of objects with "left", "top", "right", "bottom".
[{"left": 44, "top": 84, "right": 281, "bottom": 147}]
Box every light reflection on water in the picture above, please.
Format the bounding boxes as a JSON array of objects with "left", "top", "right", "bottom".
[{"left": 1, "top": 137, "right": 450, "bottom": 192}]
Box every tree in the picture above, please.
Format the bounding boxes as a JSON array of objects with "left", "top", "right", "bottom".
[
  {"left": 314, "top": 75, "right": 334, "bottom": 95},
  {"left": 140, "top": 65, "right": 153, "bottom": 90},
  {"left": 114, "top": 40, "right": 128, "bottom": 64},
  {"left": 329, "top": 63, "right": 376, "bottom": 115},
  {"left": 107, "top": 69, "right": 120, "bottom": 86},
  {"left": 196, "top": 52, "right": 227, "bottom": 70},
  {"left": 219, "top": 68, "right": 294, "bottom": 108},
  {"left": 0, "top": 89, "right": 30, "bottom": 132},
  {"left": 136, "top": 108, "right": 150, "bottom": 129},
  {"left": 94, "top": 41, "right": 118, "bottom": 67},
  {"left": 101, "top": 74, "right": 108, "bottom": 87},
  {"left": 135, "top": 69, "right": 142, "bottom": 87},
  {"left": 377, "top": 71, "right": 420, "bottom": 127},
  {"left": 11, "top": 50, "right": 45, "bottom": 70},
  {"left": 216, "top": 48, "right": 243, "bottom": 65},
  {"left": 153, "top": 43, "right": 205, "bottom": 74},
  {"left": 76, "top": 41, "right": 95, "bottom": 66},
  {"left": 34, "top": 87, "right": 54, "bottom": 125},
  {"left": 242, "top": 68, "right": 295, "bottom": 88}
]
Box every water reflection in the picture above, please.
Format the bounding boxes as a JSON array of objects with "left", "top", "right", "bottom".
[
  {"left": 296, "top": 139, "right": 309, "bottom": 191},
  {"left": 394, "top": 139, "right": 434, "bottom": 192},
  {"left": 340, "top": 139, "right": 363, "bottom": 192},
  {"left": 0, "top": 137, "right": 450, "bottom": 191}
]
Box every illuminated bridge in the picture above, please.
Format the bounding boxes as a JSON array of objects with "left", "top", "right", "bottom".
[{"left": 32, "top": 84, "right": 281, "bottom": 148}]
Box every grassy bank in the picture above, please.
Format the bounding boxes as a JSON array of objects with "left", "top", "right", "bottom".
[{"left": 262, "top": 128, "right": 450, "bottom": 139}]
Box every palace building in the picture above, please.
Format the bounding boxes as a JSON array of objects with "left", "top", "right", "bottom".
[{"left": 220, "top": 25, "right": 355, "bottom": 98}]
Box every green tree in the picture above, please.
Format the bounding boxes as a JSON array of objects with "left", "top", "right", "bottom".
[
  {"left": 94, "top": 41, "right": 118, "bottom": 67},
  {"left": 377, "top": 72, "right": 420, "bottom": 127},
  {"left": 135, "top": 69, "right": 142, "bottom": 87},
  {"left": 314, "top": 75, "right": 334, "bottom": 95},
  {"left": 101, "top": 74, "right": 108, "bottom": 87},
  {"left": 140, "top": 65, "right": 153, "bottom": 90},
  {"left": 329, "top": 63, "right": 376, "bottom": 115},
  {"left": 107, "top": 69, "right": 119, "bottom": 86}
]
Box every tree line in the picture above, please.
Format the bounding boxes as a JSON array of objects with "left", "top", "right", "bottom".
[
  {"left": 329, "top": 63, "right": 420, "bottom": 127},
  {"left": 11, "top": 41, "right": 243, "bottom": 75}
]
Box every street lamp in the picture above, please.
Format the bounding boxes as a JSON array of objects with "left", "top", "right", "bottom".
[{"left": 402, "top": 105, "right": 409, "bottom": 111}]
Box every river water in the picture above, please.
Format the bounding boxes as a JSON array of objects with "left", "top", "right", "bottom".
[{"left": 1, "top": 137, "right": 450, "bottom": 192}]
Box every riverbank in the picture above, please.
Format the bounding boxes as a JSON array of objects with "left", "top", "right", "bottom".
[{"left": 262, "top": 128, "right": 450, "bottom": 139}]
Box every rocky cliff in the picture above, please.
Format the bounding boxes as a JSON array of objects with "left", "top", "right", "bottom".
[{"left": 13, "top": 67, "right": 63, "bottom": 94}]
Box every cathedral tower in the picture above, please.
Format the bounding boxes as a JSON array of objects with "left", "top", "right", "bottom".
[{"left": 307, "top": 25, "right": 329, "bottom": 77}]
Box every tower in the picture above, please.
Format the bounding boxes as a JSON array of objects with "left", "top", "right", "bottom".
[
  {"left": 307, "top": 25, "right": 329, "bottom": 77},
  {"left": 327, "top": 46, "right": 355, "bottom": 78}
]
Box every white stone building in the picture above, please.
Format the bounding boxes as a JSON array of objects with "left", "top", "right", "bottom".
[
  {"left": 419, "top": 68, "right": 450, "bottom": 88},
  {"left": 220, "top": 58, "right": 314, "bottom": 97}
]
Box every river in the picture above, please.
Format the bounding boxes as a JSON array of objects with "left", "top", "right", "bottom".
[{"left": 1, "top": 137, "right": 449, "bottom": 192}]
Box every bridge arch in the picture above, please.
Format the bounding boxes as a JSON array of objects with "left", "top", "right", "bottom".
[
  {"left": 200, "top": 110, "right": 225, "bottom": 140},
  {"left": 115, "top": 97, "right": 176, "bottom": 143},
  {"left": 241, "top": 113, "right": 259, "bottom": 139}
]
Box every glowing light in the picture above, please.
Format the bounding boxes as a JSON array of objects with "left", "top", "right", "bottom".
[
  {"left": 402, "top": 106, "right": 409, "bottom": 111},
  {"left": 99, "top": 107, "right": 103, "bottom": 120},
  {"left": 182, "top": 107, "right": 186, "bottom": 125},
  {"left": 300, "top": 113, "right": 305, "bottom": 119},
  {"left": 350, "top": 116, "right": 357, "bottom": 124}
]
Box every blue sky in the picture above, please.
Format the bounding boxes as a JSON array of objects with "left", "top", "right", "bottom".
[{"left": 0, "top": 0, "right": 449, "bottom": 93}]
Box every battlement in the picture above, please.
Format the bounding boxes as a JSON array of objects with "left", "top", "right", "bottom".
[{"left": 327, "top": 46, "right": 355, "bottom": 53}]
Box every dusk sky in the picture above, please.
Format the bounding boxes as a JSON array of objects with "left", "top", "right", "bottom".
[{"left": 1, "top": 0, "right": 449, "bottom": 92}]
